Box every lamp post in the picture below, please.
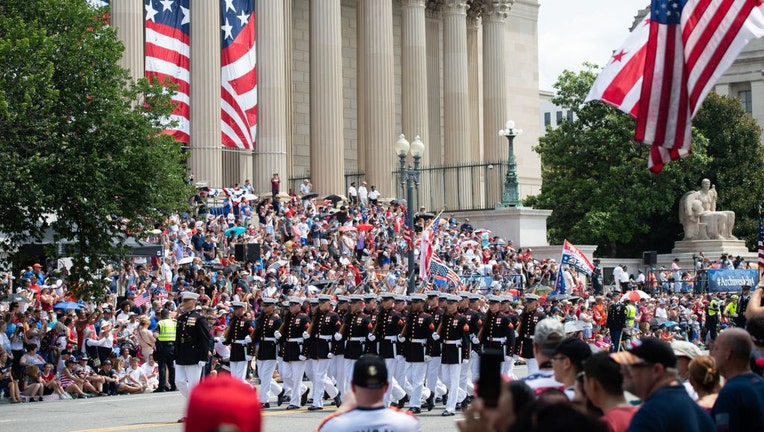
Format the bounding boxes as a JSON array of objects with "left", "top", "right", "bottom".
[
  {"left": 395, "top": 134, "right": 425, "bottom": 294},
  {"left": 497, "top": 120, "right": 523, "bottom": 208}
]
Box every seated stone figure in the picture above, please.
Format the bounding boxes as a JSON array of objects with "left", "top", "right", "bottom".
[{"left": 679, "top": 179, "right": 736, "bottom": 240}]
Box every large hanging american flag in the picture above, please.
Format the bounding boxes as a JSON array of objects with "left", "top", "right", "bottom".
[
  {"left": 144, "top": 0, "right": 191, "bottom": 144},
  {"left": 587, "top": 1, "right": 764, "bottom": 172},
  {"left": 86, "top": 0, "right": 109, "bottom": 7},
  {"left": 758, "top": 208, "right": 764, "bottom": 280},
  {"left": 221, "top": 0, "right": 257, "bottom": 150}
]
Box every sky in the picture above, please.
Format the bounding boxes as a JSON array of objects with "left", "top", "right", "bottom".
[{"left": 538, "top": 0, "right": 649, "bottom": 91}]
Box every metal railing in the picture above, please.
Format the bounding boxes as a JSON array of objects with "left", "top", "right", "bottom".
[{"left": 289, "top": 171, "right": 366, "bottom": 199}]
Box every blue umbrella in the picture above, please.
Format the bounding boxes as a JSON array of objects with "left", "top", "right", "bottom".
[
  {"left": 53, "top": 301, "right": 82, "bottom": 310},
  {"left": 224, "top": 226, "right": 247, "bottom": 237}
]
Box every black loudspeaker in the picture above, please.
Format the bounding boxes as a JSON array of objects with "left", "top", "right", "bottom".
[
  {"left": 234, "top": 243, "right": 246, "bottom": 262},
  {"left": 246, "top": 243, "right": 261, "bottom": 263},
  {"left": 643, "top": 251, "right": 657, "bottom": 266}
]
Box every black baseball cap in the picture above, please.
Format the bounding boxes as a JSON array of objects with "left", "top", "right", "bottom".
[
  {"left": 352, "top": 354, "right": 388, "bottom": 389},
  {"left": 554, "top": 337, "right": 592, "bottom": 369},
  {"left": 611, "top": 337, "right": 677, "bottom": 368}
]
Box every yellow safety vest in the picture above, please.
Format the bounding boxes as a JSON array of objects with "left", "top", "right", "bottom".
[
  {"left": 157, "top": 319, "right": 177, "bottom": 342},
  {"left": 625, "top": 305, "right": 636, "bottom": 328},
  {"left": 707, "top": 301, "right": 719, "bottom": 317}
]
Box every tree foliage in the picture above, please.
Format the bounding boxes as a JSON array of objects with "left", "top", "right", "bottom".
[{"left": 0, "top": 0, "right": 191, "bottom": 299}]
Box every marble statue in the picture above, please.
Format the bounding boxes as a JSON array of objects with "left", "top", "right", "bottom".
[{"left": 679, "top": 178, "right": 736, "bottom": 240}]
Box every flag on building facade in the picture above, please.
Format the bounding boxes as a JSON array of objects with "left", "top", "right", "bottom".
[
  {"left": 221, "top": 0, "right": 257, "bottom": 150},
  {"left": 86, "top": 0, "right": 109, "bottom": 7},
  {"left": 560, "top": 239, "right": 595, "bottom": 277},
  {"left": 758, "top": 208, "right": 764, "bottom": 279},
  {"left": 587, "top": 1, "right": 764, "bottom": 172},
  {"left": 419, "top": 211, "right": 443, "bottom": 279},
  {"left": 145, "top": 0, "right": 191, "bottom": 144}
]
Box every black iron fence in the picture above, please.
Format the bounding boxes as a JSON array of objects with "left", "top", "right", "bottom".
[{"left": 289, "top": 171, "right": 366, "bottom": 199}]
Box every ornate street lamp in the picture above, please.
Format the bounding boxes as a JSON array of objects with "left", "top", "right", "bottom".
[
  {"left": 395, "top": 134, "right": 425, "bottom": 294},
  {"left": 497, "top": 120, "right": 523, "bottom": 208}
]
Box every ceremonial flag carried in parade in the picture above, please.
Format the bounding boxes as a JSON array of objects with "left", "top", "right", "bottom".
[
  {"left": 429, "top": 254, "right": 462, "bottom": 289},
  {"left": 560, "top": 240, "right": 595, "bottom": 277},
  {"left": 758, "top": 208, "right": 764, "bottom": 279},
  {"left": 419, "top": 210, "right": 443, "bottom": 279},
  {"left": 145, "top": 0, "right": 191, "bottom": 144},
  {"left": 221, "top": 0, "right": 258, "bottom": 150},
  {"left": 587, "top": 0, "right": 764, "bottom": 172}
]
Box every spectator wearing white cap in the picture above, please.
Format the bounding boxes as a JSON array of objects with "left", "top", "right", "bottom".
[
  {"left": 672, "top": 340, "right": 702, "bottom": 400},
  {"left": 521, "top": 318, "right": 565, "bottom": 395}
]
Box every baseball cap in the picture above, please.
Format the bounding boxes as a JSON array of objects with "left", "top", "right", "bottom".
[
  {"left": 352, "top": 354, "right": 388, "bottom": 390},
  {"left": 185, "top": 374, "right": 261, "bottom": 432},
  {"left": 611, "top": 337, "right": 677, "bottom": 368},
  {"left": 671, "top": 340, "right": 702, "bottom": 360},
  {"left": 534, "top": 318, "right": 564, "bottom": 355},
  {"left": 554, "top": 337, "right": 592, "bottom": 369}
]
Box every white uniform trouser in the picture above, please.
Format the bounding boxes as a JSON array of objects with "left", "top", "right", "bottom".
[
  {"left": 256, "top": 359, "right": 281, "bottom": 404},
  {"left": 283, "top": 360, "right": 307, "bottom": 406},
  {"left": 394, "top": 355, "right": 408, "bottom": 397},
  {"left": 175, "top": 363, "right": 204, "bottom": 398},
  {"left": 501, "top": 357, "right": 516, "bottom": 378},
  {"left": 526, "top": 358, "right": 539, "bottom": 374},
  {"left": 230, "top": 360, "right": 248, "bottom": 382},
  {"left": 383, "top": 358, "right": 406, "bottom": 406},
  {"left": 470, "top": 350, "right": 480, "bottom": 381},
  {"left": 459, "top": 356, "right": 474, "bottom": 398},
  {"left": 406, "top": 362, "right": 427, "bottom": 408},
  {"left": 441, "top": 363, "right": 463, "bottom": 413},
  {"left": 310, "top": 359, "right": 338, "bottom": 408},
  {"left": 426, "top": 357, "right": 447, "bottom": 397},
  {"left": 331, "top": 355, "right": 347, "bottom": 393}
]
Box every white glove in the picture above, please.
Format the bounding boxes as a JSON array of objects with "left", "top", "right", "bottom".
[
  {"left": 514, "top": 331, "right": 520, "bottom": 339},
  {"left": 462, "top": 359, "right": 469, "bottom": 364},
  {"left": 504, "top": 355, "right": 511, "bottom": 362},
  {"left": 198, "top": 361, "right": 207, "bottom": 367},
  {"left": 302, "top": 331, "right": 311, "bottom": 340},
  {"left": 471, "top": 336, "right": 480, "bottom": 345},
  {"left": 424, "top": 355, "right": 432, "bottom": 363},
  {"left": 367, "top": 334, "right": 376, "bottom": 342},
  {"left": 235, "top": 339, "right": 246, "bottom": 345},
  {"left": 334, "top": 332, "right": 343, "bottom": 341},
  {"left": 299, "top": 355, "right": 307, "bottom": 361},
  {"left": 274, "top": 331, "right": 282, "bottom": 340},
  {"left": 431, "top": 333, "right": 440, "bottom": 341},
  {"left": 397, "top": 335, "right": 406, "bottom": 342},
  {"left": 245, "top": 354, "right": 253, "bottom": 361},
  {"left": 327, "top": 353, "right": 334, "bottom": 359},
  {"left": 244, "top": 335, "right": 252, "bottom": 344}
]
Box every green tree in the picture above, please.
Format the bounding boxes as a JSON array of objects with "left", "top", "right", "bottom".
[
  {"left": 0, "top": 0, "right": 191, "bottom": 299},
  {"left": 525, "top": 64, "right": 708, "bottom": 257},
  {"left": 692, "top": 92, "right": 764, "bottom": 250}
]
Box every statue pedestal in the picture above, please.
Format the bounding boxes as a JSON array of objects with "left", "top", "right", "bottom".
[
  {"left": 454, "top": 207, "right": 552, "bottom": 248},
  {"left": 671, "top": 239, "right": 750, "bottom": 256}
]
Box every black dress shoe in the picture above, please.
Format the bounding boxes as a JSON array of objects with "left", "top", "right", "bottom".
[
  {"left": 442, "top": 392, "right": 448, "bottom": 407},
  {"left": 301, "top": 389, "right": 310, "bottom": 406},
  {"left": 308, "top": 406, "right": 324, "bottom": 411},
  {"left": 261, "top": 403, "right": 270, "bottom": 409},
  {"left": 425, "top": 394, "right": 435, "bottom": 411},
  {"left": 169, "top": 387, "right": 178, "bottom": 392},
  {"left": 177, "top": 417, "right": 186, "bottom": 423},
  {"left": 277, "top": 389, "right": 286, "bottom": 407},
  {"left": 307, "top": 398, "right": 314, "bottom": 405},
  {"left": 408, "top": 407, "right": 421, "bottom": 414},
  {"left": 333, "top": 395, "right": 342, "bottom": 407},
  {"left": 461, "top": 396, "right": 471, "bottom": 410},
  {"left": 396, "top": 395, "right": 409, "bottom": 409},
  {"left": 285, "top": 404, "right": 300, "bottom": 410},
  {"left": 323, "top": 391, "right": 330, "bottom": 400},
  {"left": 455, "top": 402, "right": 462, "bottom": 411},
  {"left": 441, "top": 410, "right": 455, "bottom": 417}
]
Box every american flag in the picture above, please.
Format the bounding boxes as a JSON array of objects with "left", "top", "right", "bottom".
[
  {"left": 133, "top": 290, "right": 151, "bottom": 308},
  {"left": 758, "top": 208, "right": 764, "bottom": 280},
  {"left": 221, "top": 0, "right": 257, "bottom": 150},
  {"left": 419, "top": 211, "right": 443, "bottom": 279},
  {"left": 587, "top": 1, "right": 764, "bottom": 172},
  {"left": 428, "top": 254, "right": 462, "bottom": 289},
  {"left": 86, "top": 0, "right": 109, "bottom": 7},
  {"left": 144, "top": 0, "right": 191, "bottom": 144}
]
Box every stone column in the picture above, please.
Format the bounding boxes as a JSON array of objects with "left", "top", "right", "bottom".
[
  {"left": 111, "top": 1, "right": 144, "bottom": 82},
  {"left": 255, "top": 0, "right": 288, "bottom": 194},
  {"left": 482, "top": 0, "right": 511, "bottom": 205},
  {"left": 356, "top": 0, "right": 366, "bottom": 176},
  {"left": 752, "top": 80, "right": 764, "bottom": 144},
  {"left": 425, "top": 6, "right": 442, "bottom": 170},
  {"left": 310, "top": 0, "right": 345, "bottom": 195},
  {"left": 189, "top": 1, "right": 222, "bottom": 187},
  {"left": 359, "top": 0, "right": 395, "bottom": 196},
  {"left": 467, "top": 7, "right": 482, "bottom": 208},
  {"left": 442, "top": 0, "right": 470, "bottom": 210}
]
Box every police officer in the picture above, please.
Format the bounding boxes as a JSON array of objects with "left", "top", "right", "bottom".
[
  {"left": 306, "top": 294, "right": 342, "bottom": 410},
  {"left": 224, "top": 301, "right": 254, "bottom": 382},
  {"left": 704, "top": 295, "right": 721, "bottom": 348},
  {"left": 174, "top": 291, "right": 212, "bottom": 422},
  {"left": 276, "top": 297, "right": 311, "bottom": 410},
  {"left": 153, "top": 309, "right": 176, "bottom": 392},
  {"left": 439, "top": 294, "right": 470, "bottom": 417},
  {"left": 252, "top": 297, "right": 283, "bottom": 408},
  {"left": 515, "top": 294, "right": 545, "bottom": 373},
  {"left": 374, "top": 292, "right": 406, "bottom": 407},
  {"left": 623, "top": 298, "right": 637, "bottom": 345},
  {"left": 400, "top": 293, "right": 435, "bottom": 414}
]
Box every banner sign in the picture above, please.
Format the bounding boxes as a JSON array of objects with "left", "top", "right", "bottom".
[{"left": 706, "top": 269, "right": 758, "bottom": 293}]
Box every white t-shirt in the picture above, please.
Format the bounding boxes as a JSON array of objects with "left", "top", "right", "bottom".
[{"left": 318, "top": 406, "right": 421, "bottom": 432}]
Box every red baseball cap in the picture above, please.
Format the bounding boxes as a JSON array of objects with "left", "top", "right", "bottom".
[{"left": 185, "top": 375, "right": 261, "bottom": 432}]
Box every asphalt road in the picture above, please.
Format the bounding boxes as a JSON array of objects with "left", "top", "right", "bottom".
[{"left": 1, "top": 364, "right": 529, "bottom": 432}]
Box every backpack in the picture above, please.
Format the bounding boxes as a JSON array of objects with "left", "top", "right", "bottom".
[{"left": 40, "top": 328, "right": 58, "bottom": 354}]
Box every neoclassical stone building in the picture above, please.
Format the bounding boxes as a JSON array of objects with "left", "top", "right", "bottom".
[{"left": 111, "top": 0, "right": 542, "bottom": 208}]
